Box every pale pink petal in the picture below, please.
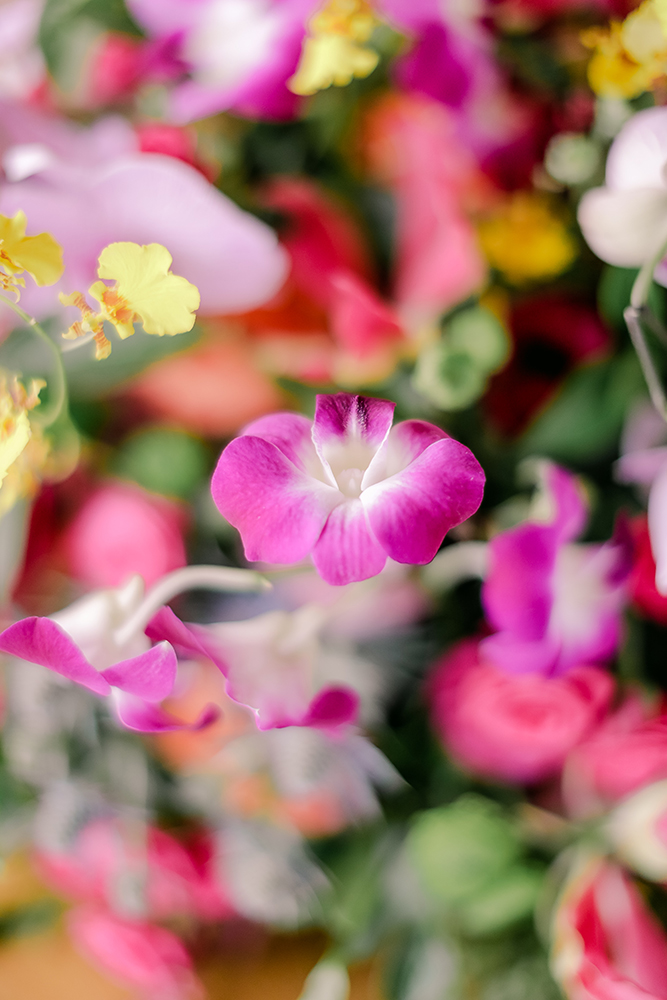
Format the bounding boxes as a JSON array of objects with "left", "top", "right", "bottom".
[
  {"left": 648, "top": 464, "right": 667, "bottom": 596},
  {"left": 211, "top": 435, "right": 340, "bottom": 564},
  {"left": 312, "top": 499, "right": 387, "bottom": 585},
  {"left": 479, "top": 632, "right": 559, "bottom": 676},
  {"left": 578, "top": 186, "right": 667, "bottom": 268},
  {"left": 616, "top": 448, "right": 667, "bottom": 487},
  {"left": 101, "top": 642, "right": 178, "bottom": 702},
  {"left": 362, "top": 437, "right": 485, "bottom": 565},
  {"left": 544, "top": 462, "right": 589, "bottom": 543},
  {"left": 114, "top": 692, "right": 219, "bottom": 733},
  {"left": 605, "top": 106, "right": 667, "bottom": 192},
  {"left": 0, "top": 618, "right": 111, "bottom": 696}
]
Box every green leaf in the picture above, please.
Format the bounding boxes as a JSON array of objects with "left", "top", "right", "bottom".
[
  {"left": 518, "top": 352, "right": 645, "bottom": 462},
  {"left": 459, "top": 866, "right": 544, "bottom": 937}
]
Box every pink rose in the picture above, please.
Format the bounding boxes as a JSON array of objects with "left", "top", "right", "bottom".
[
  {"left": 551, "top": 855, "right": 667, "bottom": 1000},
  {"left": 429, "top": 639, "right": 614, "bottom": 785},
  {"left": 65, "top": 481, "right": 187, "bottom": 589},
  {"left": 563, "top": 697, "right": 667, "bottom": 819}
]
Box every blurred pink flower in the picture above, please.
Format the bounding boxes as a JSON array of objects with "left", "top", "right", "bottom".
[
  {"left": 551, "top": 855, "right": 667, "bottom": 1000},
  {"left": 563, "top": 696, "right": 667, "bottom": 820},
  {"left": 0, "top": 100, "right": 288, "bottom": 324},
  {"left": 69, "top": 906, "right": 203, "bottom": 1000},
  {"left": 429, "top": 638, "right": 614, "bottom": 785},
  {"left": 65, "top": 482, "right": 187, "bottom": 590},
  {"left": 212, "top": 392, "right": 485, "bottom": 585},
  {"left": 481, "top": 462, "right": 630, "bottom": 676},
  {"left": 37, "top": 818, "right": 233, "bottom": 922}
]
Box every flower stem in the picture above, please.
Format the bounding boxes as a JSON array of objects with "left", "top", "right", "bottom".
[
  {"left": 626, "top": 236, "right": 667, "bottom": 424},
  {"left": 114, "top": 565, "right": 272, "bottom": 646},
  {"left": 0, "top": 292, "right": 67, "bottom": 427}
]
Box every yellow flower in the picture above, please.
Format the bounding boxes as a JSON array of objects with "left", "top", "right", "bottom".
[
  {"left": 0, "top": 211, "right": 64, "bottom": 298},
  {"left": 60, "top": 242, "right": 200, "bottom": 360},
  {"left": 478, "top": 193, "right": 577, "bottom": 285},
  {"left": 289, "top": 0, "right": 380, "bottom": 96},
  {"left": 0, "top": 372, "right": 44, "bottom": 492},
  {"left": 582, "top": 0, "right": 667, "bottom": 99}
]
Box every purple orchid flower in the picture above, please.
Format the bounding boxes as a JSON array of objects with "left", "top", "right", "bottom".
[
  {"left": 146, "top": 603, "right": 360, "bottom": 731},
  {"left": 211, "top": 392, "right": 485, "bottom": 586},
  {"left": 480, "top": 463, "right": 631, "bottom": 677},
  {"left": 126, "top": 0, "right": 314, "bottom": 122},
  {"left": 0, "top": 568, "right": 267, "bottom": 733}
]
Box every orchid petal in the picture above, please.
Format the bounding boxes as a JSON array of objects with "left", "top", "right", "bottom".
[
  {"left": 605, "top": 106, "right": 667, "bottom": 192},
  {"left": 648, "top": 464, "right": 667, "bottom": 595},
  {"left": 383, "top": 419, "right": 448, "bottom": 478},
  {"left": 362, "top": 437, "right": 485, "bottom": 565},
  {"left": 616, "top": 447, "right": 667, "bottom": 487},
  {"left": 312, "top": 393, "right": 395, "bottom": 489},
  {"left": 240, "top": 411, "right": 322, "bottom": 476},
  {"left": 577, "top": 186, "right": 667, "bottom": 268},
  {"left": 146, "top": 606, "right": 227, "bottom": 672},
  {"left": 543, "top": 462, "right": 588, "bottom": 544},
  {"left": 482, "top": 524, "right": 555, "bottom": 640},
  {"left": 479, "top": 632, "right": 560, "bottom": 676},
  {"left": 101, "top": 641, "right": 177, "bottom": 703},
  {"left": 212, "top": 435, "right": 340, "bottom": 564},
  {"left": 312, "top": 499, "right": 387, "bottom": 585},
  {"left": 0, "top": 617, "right": 111, "bottom": 696},
  {"left": 114, "top": 692, "right": 220, "bottom": 732},
  {"left": 302, "top": 686, "right": 359, "bottom": 728}
]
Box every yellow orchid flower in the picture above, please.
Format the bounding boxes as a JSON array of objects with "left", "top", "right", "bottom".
[
  {"left": 478, "top": 193, "right": 577, "bottom": 285},
  {"left": 582, "top": 0, "right": 667, "bottom": 99},
  {"left": 0, "top": 372, "right": 44, "bottom": 490},
  {"left": 60, "top": 242, "right": 200, "bottom": 360},
  {"left": 0, "top": 211, "right": 64, "bottom": 299},
  {"left": 289, "top": 0, "right": 380, "bottom": 96}
]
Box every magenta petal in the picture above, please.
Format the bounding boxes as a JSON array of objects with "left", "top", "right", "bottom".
[
  {"left": 240, "top": 412, "right": 319, "bottom": 474},
  {"left": 544, "top": 463, "right": 588, "bottom": 544},
  {"left": 479, "top": 632, "right": 560, "bottom": 676},
  {"left": 146, "top": 607, "right": 225, "bottom": 670},
  {"left": 302, "top": 686, "right": 359, "bottom": 728},
  {"left": 363, "top": 437, "right": 485, "bottom": 565},
  {"left": 115, "top": 693, "right": 220, "bottom": 733},
  {"left": 0, "top": 618, "right": 111, "bottom": 696},
  {"left": 312, "top": 499, "right": 387, "bottom": 585},
  {"left": 482, "top": 524, "right": 555, "bottom": 640},
  {"left": 101, "top": 642, "right": 177, "bottom": 703},
  {"left": 312, "top": 393, "right": 395, "bottom": 453},
  {"left": 212, "top": 436, "right": 340, "bottom": 564}
]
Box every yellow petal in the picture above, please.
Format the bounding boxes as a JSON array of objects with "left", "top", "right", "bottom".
[
  {"left": 0, "top": 211, "right": 64, "bottom": 286},
  {"left": 96, "top": 242, "right": 200, "bottom": 337},
  {"left": 0, "top": 408, "right": 30, "bottom": 486}
]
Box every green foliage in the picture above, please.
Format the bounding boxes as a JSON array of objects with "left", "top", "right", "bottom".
[
  {"left": 39, "top": 0, "right": 141, "bottom": 89},
  {"left": 111, "top": 426, "right": 210, "bottom": 500}
]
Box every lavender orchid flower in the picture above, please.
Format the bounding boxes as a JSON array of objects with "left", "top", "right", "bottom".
[
  {"left": 212, "top": 392, "right": 485, "bottom": 586},
  {"left": 0, "top": 566, "right": 269, "bottom": 733}
]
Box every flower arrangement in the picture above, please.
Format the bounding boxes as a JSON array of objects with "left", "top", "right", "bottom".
[{"left": 2, "top": 2, "right": 667, "bottom": 999}]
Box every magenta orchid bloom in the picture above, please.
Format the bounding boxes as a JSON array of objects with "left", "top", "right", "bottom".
[
  {"left": 145, "top": 603, "right": 360, "bottom": 731},
  {"left": 0, "top": 575, "right": 225, "bottom": 734},
  {"left": 480, "top": 463, "right": 630, "bottom": 677},
  {"left": 126, "top": 0, "right": 314, "bottom": 122},
  {"left": 212, "top": 393, "right": 485, "bottom": 586}
]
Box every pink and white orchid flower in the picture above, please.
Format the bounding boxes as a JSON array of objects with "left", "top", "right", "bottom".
[
  {"left": 480, "top": 463, "right": 631, "bottom": 676},
  {"left": 212, "top": 392, "right": 485, "bottom": 587},
  {"left": 578, "top": 106, "right": 667, "bottom": 280},
  {"left": 0, "top": 566, "right": 267, "bottom": 733},
  {"left": 145, "top": 601, "right": 362, "bottom": 731}
]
